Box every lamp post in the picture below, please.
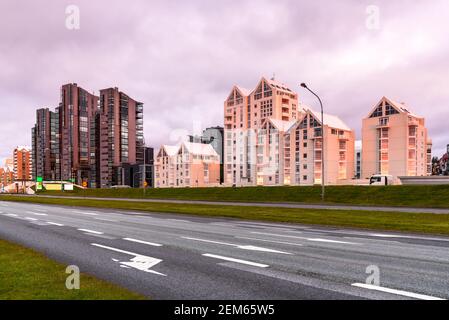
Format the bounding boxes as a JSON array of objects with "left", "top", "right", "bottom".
[{"left": 300, "top": 83, "right": 325, "bottom": 202}]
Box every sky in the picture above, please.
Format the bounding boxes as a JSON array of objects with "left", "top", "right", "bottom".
[{"left": 1, "top": 0, "right": 449, "bottom": 165}]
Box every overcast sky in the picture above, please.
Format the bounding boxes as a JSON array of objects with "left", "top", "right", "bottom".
[{"left": 1, "top": 0, "right": 448, "bottom": 165}]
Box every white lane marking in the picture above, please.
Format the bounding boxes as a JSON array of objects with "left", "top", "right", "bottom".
[
  {"left": 94, "top": 218, "right": 118, "bottom": 222},
  {"left": 167, "top": 219, "right": 190, "bottom": 223},
  {"left": 182, "top": 237, "right": 291, "bottom": 254},
  {"left": 236, "top": 236, "right": 304, "bottom": 247},
  {"left": 91, "top": 243, "right": 166, "bottom": 276},
  {"left": 368, "top": 233, "right": 449, "bottom": 242},
  {"left": 251, "top": 232, "right": 358, "bottom": 245},
  {"left": 123, "top": 237, "right": 163, "bottom": 247},
  {"left": 351, "top": 283, "right": 446, "bottom": 300},
  {"left": 202, "top": 254, "right": 269, "bottom": 268},
  {"left": 78, "top": 228, "right": 104, "bottom": 235},
  {"left": 25, "top": 217, "right": 38, "bottom": 221},
  {"left": 46, "top": 222, "right": 64, "bottom": 226},
  {"left": 5, "top": 213, "right": 18, "bottom": 217},
  {"left": 27, "top": 211, "right": 48, "bottom": 216},
  {"left": 73, "top": 211, "right": 99, "bottom": 216}
]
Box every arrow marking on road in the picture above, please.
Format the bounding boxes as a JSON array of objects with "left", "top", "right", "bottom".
[{"left": 91, "top": 243, "right": 166, "bottom": 276}]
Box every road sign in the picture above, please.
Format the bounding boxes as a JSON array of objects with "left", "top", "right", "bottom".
[
  {"left": 82, "top": 181, "right": 88, "bottom": 188},
  {"left": 144, "top": 181, "right": 148, "bottom": 188}
]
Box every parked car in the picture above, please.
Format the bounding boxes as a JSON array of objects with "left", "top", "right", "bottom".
[{"left": 369, "top": 174, "right": 394, "bottom": 186}]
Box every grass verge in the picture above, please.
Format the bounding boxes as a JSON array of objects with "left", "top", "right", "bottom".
[
  {"left": 0, "top": 238, "right": 145, "bottom": 300},
  {"left": 35, "top": 184, "right": 449, "bottom": 209},
  {"left": 2, "top": 195, "right": 449, "bottom": 236}
]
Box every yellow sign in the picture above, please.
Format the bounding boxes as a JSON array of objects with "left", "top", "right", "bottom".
[
  {"left": 144, "top": 181, "right": 148, "bottom": 187},
  {"left": 45, "top": 184, "right": 62, "bottom": 191},
  {"left": 82, "top": 181, "right": 88, "bottom": 188}
]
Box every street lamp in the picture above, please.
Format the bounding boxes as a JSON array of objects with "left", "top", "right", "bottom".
[
  {"left": 142, "top": 137, "right": 146, "bottom": 196},
  {"left": 300, "top": 83, "right": 325, "bottom": 202}
]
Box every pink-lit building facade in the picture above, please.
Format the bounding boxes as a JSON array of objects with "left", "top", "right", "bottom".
[
  {"left": 362, "top": 97, "right": 432, "bottom": 180},
  {"left": 224, "top": 77, "right": 355, "bottom": 186},
  {"left": 155, "top": 142, "right": 220, "bottom": 188},
  {"left": 224, "top": 77, "right": 301, "bottom": 186}
]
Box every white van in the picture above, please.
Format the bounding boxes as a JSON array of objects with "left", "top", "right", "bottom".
[{"left": 369, "top": 174, "right": 394, "bottom": 186}]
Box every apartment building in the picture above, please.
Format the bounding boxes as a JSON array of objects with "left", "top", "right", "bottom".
[
  {"left": 93, "top": 87, "right": 145, "bottom": 188},
  {"left": 13, "top": 146, "right": 32, "bottom": 181},
  {"left": 362, "top": 97, "right": 432, "bottom": 179},
  {"left": 155, "top": 145, "right": 178, "bottom": 188},
  {"left": 290, "top": 108, "right": 355, "bottom": 185},
  {"left": 0, "top": 159, "right": 14, "bottom": 188},
  {"left": 224, "top": 77, "right": 300, "bottom": 186},
  {"left": 58, "top": 83, "right": 99, "bottom": 185},
  {"left": 155, "top": 142, "right": 220, "bottom": 188},
  {"left": 32, "top": 108, "right": 60, "bottom": 181},
  {"left": 32, "top": 85, "right": 146, "bottom": 188}
]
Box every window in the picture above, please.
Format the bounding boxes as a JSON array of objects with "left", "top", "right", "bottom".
[
  {"left": 385, "top": 103, "right": 399, "bottom": 115},
  {"left": 379, "top": 117, "right": 389, "bottom": 126},
  {"left": 370, "top": 105, "right": 383, "bottom": 118}
]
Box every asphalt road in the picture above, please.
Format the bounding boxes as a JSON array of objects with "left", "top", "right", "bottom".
[
  {"left": 0, "top": 200, "right": 448, "bottom": 300},
  {"left": 30, "top": 194, "right": 449, "bottom": 214}
]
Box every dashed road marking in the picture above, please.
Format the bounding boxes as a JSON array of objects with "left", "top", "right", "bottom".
[
  {"left": 182, "top": 236, "right": 291, "bottom": 254},
  {"left": 352, "top": 283, "right": 446, "bottom": 300},
  {"left": 78, "top": 228, "right": 104, "bottom": 235},
  {"left": 202, "top": 254, "right": 269, "bottom": 268},
  {"left": 250, "top": 232, "right": 359, "bottom": 245},
  {"left": 123, "top": 237, "right": 163, "bottom": 247},
  {"left": 46, "top": 222, "right": 64, "bottom": 226}
]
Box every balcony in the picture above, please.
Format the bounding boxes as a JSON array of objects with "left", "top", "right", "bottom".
[{"left": 408, "top": 119, "right": 419, "bottom": 127}]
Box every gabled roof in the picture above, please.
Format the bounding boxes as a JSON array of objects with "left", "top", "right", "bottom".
[
  {"left": 226, "top": 85, "right": 252, "bottom": 103},
  {"left": 265, "top": 77, "right": 293, "bottom": 92},
  {"left": 235, "top": 86, "right": 252, "bottom": 96},
  {"left": 15, "top": 146, "right": 31, "bottom": 152},
  {"left": 159, "top": 145, "right": 179, "bottom": 157},
  {"left": 367, "top": 97, "right": 423, "bottom": 119},
  {"left": 268, "top": 118, "right": 298, "bottom": 132},
  {"left": 182, "top": 142, "right": 219, "bottom": 157},
  {"left": 301, "top": 105, "right": 351, "bottom": 131}
]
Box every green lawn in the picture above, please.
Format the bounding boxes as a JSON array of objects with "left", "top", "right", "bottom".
[
  {"left": 35, "top": 184, "right": 449, "bottom": 209},
  {"left": 2, "top": 195, "right": 449, "bottom": 236},
  {"left": 0, "top": 239, "right": 144, "bottom": 300}
]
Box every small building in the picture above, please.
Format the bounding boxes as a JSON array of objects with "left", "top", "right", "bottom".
[
  {"left": 362, "top": 97, "right": 432, "bottom": 180},
  {"left": 189, "top": 126, "right": 224, "bottom": 183},
  {"left": 155, "top": 142, "right": 220, "bottom": 188}
]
